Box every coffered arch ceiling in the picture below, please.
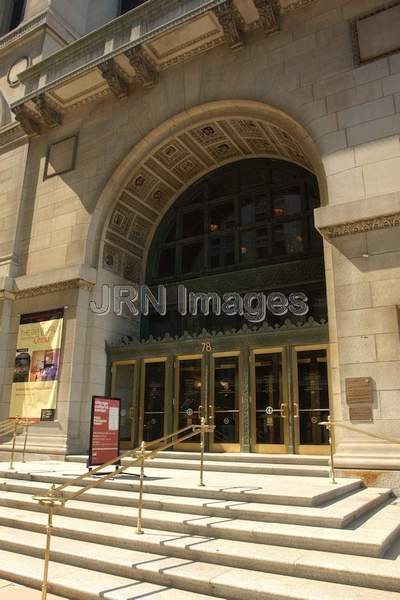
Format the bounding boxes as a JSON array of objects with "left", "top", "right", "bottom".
[{"left": 96, "top": 100, "right": 326, "bottom": 283}]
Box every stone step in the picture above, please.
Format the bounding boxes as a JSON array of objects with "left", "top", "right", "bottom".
[
  {"left": 1, "top": 505, "right": 400, "bottom": 592},
  {"left": 67, "top": 451, "right": 330, "bottom": 466},
  {"left": 0, "top": 548, "right": 221, "bottom": 600},
  {"left": 0, "top": 529, "right": 399, "bottom": 600},
  {"left": 0, "top": 477, "right": 391, "bottom": 528},
  {"left": 1, "top": 489, "right": 399, "bottom": 557},
  {"left": 66, "top": 455, "right": 330, "bottom": 477},
  {"left": 0, "top": 466, "right": 361, "bottom": 507}
]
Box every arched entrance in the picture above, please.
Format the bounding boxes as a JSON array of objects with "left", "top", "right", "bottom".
[{"left": 109, "top": 157, "right": 330, "bottom": 455}]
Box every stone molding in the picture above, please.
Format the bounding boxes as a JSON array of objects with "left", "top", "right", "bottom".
[
  {"left": 320, "top": 213, "right": 400, "bottom": 239},
  {"left": 254, "top": 0, "right": 280, "bottom": 34},
  {"left": 214, "top": 0, "right": 244, "bottom": 50},
  {"left": 32, "top": 93, "right": 62, "bottom": 127},
  {"left": 14, "top": 278, "right": 95, "bottom": 299}
]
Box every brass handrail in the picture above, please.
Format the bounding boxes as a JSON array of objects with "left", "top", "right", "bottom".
[
  {"left": 34, "top": 417, "right": 214, "bottom": 600},
  {"left": 320, "top": 417, "right": 400, "bottom": 485},
  {"left": 0, "top": 417, "right": 39, "bottom": 468}
]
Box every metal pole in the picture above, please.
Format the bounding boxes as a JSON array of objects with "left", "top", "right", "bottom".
[
  {"left": 136, "top": 441, "right": 146, "bottom": 534},
  {"left": 41, "top": 484, "right": 57, "bottom": 600},
  {"left": 9, "top": 419, "right": 18, "bottom": 470},
  {"left": 199, "top": 418, "right": 205, "bottom": 487},
  {"left": 22, "top": 420, "right": 30, "bottom": 463},
  {"left": 328, "top": 415, "right": 337, "bottom": 485}
]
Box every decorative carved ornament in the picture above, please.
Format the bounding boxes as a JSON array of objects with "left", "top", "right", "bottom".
[
  {"left": 32, "top": 93, "right": 62, "bottom": 127},
  {"left": 12, "top": 105, "right": 41, "bottom": 136},
  {"left": 111, "top": 316, "right": 327, "bottom": 348},
  {"left": 14, "top": 278, "right": 94, "bottom": 299},
  {"left": 98, "top": 59, "right": 129, "bottom": 99},
  {"left": 125, "top": 46, "right": 158, "bottom": 88},
  {"left": 214, "top": 0, "right": 244, "bottom": 50},
  {"left": 320, "top": 213, "right": 400, "bottom": 239},
  {"left": 254, "top": 0, "right": 280, "bottom": 34}
]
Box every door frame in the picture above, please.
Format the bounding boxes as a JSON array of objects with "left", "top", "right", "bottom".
[
  {"left": 291, "top": 344, "right": 331, "bottom": 455},
  {"left": 210, "top": 350, "right": 241, "bottom": 452},
  {"left": 139, "top": 356, "right": 168, "bottom": 446},
  {"left": 111, "top": 359, "right": 138, "bottom": 449},
  {"left": 250, "top": 347, "right": 289, "bottom": 454}
]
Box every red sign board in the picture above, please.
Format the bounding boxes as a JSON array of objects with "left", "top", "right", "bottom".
[{"left": 88, "top": 396, "right": 121, "bottom": 467}]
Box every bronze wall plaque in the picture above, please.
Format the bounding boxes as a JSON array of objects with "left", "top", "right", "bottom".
[
  {"left": 346, "top": 378, "right": 373, "bottom": 405},
  {"left": 349, "top": 405, "right": 373, "bottom": 423}
]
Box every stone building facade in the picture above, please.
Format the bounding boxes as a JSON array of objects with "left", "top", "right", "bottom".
[{"left": 0, "top": 0, "right": 400, "bottom": 478}]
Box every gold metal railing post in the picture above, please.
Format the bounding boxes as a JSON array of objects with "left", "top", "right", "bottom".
[
  {"left": 320, "top": 416, "right": 336, "bottom": 485},
  {"left": 136, "top": 441, "right": 146, "bottom": 534},
  {"left": 199, "top": 417, "right": 205, "bottom": 487},
  {"left": 22, "top": 420, "right": 30, "bottom": 463},
  {"left": 9, "top": 418, "right": 18, "bottom": 470},
  {"left": 41, "top": 484, "right": 58, "bottom": 600}
]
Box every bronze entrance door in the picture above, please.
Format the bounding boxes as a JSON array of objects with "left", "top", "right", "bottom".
[
  {"left": 250, "top": 345, "right": 330, "bottom": 454},
  {"left": 111, "top": 360, "right": 137, "bottom": 449},
  {"left": 174, "top": 352, "right": 241, "bottom": 452}
]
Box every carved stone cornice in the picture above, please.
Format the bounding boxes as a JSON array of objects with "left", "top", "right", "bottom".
[
  {"left": 320, "top": 213, "right": 400, "bottom": 239},
  {"left": 98, "top": 59, "right": 129, "bottom": 99},
  {"left": 14, "top": 278, "right": 95, "bottom": 299},
  {"left": 254, "top": 0, "right": 280, "bottom": 34},
  {"left": 32, "top": 94, "right": 62, "bottom": 127},
  {"left": 11, "top": 105, "right": 41, "bottom": 136},
  {"left": 214, "top": 0, "right": 244, "bottom": 51},
  {"left": 125, "top": 46, "right": 158, "bottom": 88}
]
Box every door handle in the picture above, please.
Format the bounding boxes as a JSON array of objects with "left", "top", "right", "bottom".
[
  {"left": 198, "top": 404, "right": 203, "bottom": 418},
  {"left": 293, "top": 403, "right": 299, "bottom": 419},
  {"left": 280, "top": 403, "right": 287, "bottom": 418},
  {"left": 129, "top": 407, "right": 135, "bottom": 420},
  {"left": 208, "top": 404, "right": 214, "bottom": 421}
]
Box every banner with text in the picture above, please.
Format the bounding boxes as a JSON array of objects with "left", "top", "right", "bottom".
[
  {"left": 10, "top": 309, "right": 64, "bottom": 419},
  {"left": 88, "top": 396, "right": 121, "bottom": 467}
]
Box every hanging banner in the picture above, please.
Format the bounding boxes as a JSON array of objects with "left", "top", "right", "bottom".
[
  {"left": 88, "top": 396, "right": 121, "bottom": 467},
  {"left": 10, "top": 308, "right": 64, "bottom": 419}
]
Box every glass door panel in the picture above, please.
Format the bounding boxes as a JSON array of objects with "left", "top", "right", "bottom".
[
  {"left": 211, "top": 354, "right": 240, "bottom": 451},
  {"left": 142, "top": 360, "right": 166, "bottom": 444},
  {"left": 251, "top": 351, "right": 287, "bottom": 452},
  {"left": 175, "top": 356, "right": 203, "bottom": 449},
  {"left": 294, "top": 347, "right": 330, "bottom": 453},
  {"left": 111, "top": 361, "right": 136, "bottom": 448}
]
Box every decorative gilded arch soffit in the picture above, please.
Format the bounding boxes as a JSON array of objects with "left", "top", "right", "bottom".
[{"left": 101, "top": 107, "right": 322, "bottom": 283}]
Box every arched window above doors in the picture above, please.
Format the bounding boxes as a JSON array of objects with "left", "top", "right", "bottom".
[{"left": 147, "top": 159, "right": 322, "bottom": 284}]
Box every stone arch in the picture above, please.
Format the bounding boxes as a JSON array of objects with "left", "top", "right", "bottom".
[{"left": 88, "top": 100, "right": 327, "bottom": 283}]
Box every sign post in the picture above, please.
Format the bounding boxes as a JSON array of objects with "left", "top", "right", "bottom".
[{"left": 88, "top": 396, "right": 121, "bottom": 468}]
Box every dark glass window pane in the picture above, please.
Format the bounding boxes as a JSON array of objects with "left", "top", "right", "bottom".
[
  {"left": 182, "top": 242, "right": 204, "bottom": 273},
  {"left": 208, "top": 168, "right": 235, "bottom": 198},
  {"left": 158, "top": 247, "right": 175, "bottom": 277},
  {"left": 209, "top": 234, "right": 235, "bottom": 269},
  {"left": 240, "top": 196, "right": 268, "bottom": 225},
  {"left": 182, "top": 209, "right": 204, "bottom": 238},
  {"left": 121, "top": 0, "right": 147, "bottom": 15},
  {"left": 214, "top": 356, "right": 239, "bottom": 444},
  {"left": 164, "top": 220, "right": 176, "bottom": 242},
  {"left": 240, "top": 228, "right": 268, "bottom": 262},
  {"left": 209, "top": 201, "right": 235, "bottom": 232},
  {"left": 272, "top": 187, "right": 301, "bottom": 218},
  {"left": 297, "top": 350, "right": 329, "bottom": 446},
  {"left": 178, "top": 359, "right": 202, "bottom": 441},
  {"left": 143, "top": 361, "right": 165, "bottom": 442},
  {"left": 272, "top": 221, "right": 304, "bottom": 255}
]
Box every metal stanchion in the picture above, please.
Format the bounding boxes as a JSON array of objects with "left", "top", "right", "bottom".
[
  {"left": 199, "top": 417, "right": 205, "bottom": 487},
  {"left": 136, "top": 441, "right": 146, "bottom": 534},
  {"left": 9, "top": 418, "right": 18, "bottom": 470},
  {"left": 327, "top": 415, "right": 337, "bottom": 485},
  {"left": 40, "top": 485, "right": 58, "bottom": 600},
  {"left": 22, "top": 420, "right": 30, "bottom": 463}
]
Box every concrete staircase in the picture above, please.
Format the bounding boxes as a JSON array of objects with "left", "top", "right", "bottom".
[{"left": 0, "top": 453, "right": 398, "bottom": 599}]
